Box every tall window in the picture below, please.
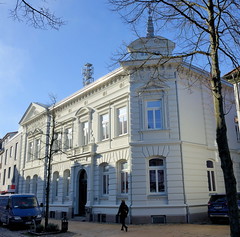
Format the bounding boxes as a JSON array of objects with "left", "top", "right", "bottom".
[
  {"left": 101, "top": 114, "right": 109, "bottom": 140},
  {"left": 53, "top": 132, "right": 62, "bottom": 152},
  {"left": 10, "top": 146, "right": 13, "bottom": 158},
  {"left": 83, "top": 122, "right": 89, "bottom": 145},
  {"left": 35, "top": 139, "right": 41, "bottom": 159},
  {"left": 149, "top": 158, "right": 165, "bottom": 193},
  {"left": 14, "top": 142, "right": 18, "bottom": 160},
  {"left": 3, "top": 169, "right": 6, "bottom": 185},
  {"left": 53, "top": 171, "right": 59, "bottom": 199},
  {"left": 28, "top": 142, "right": 33, "bottom": 161},
  {"left": 8, "top": 167, "right": 11, "bottom": 179},
  {"left": 120, "top": 162, "right": 128, "bottom": 194},
  {"left": 147, "top": 100, "right": 163, "bottom": 129},
  {"left": 25, "top": 176, "right": 31, "bottom": 193},
  {"left": 207, "top": 160, "right": 216, "bottom": 192},
  {"left": 32, "top": 175, "right": 38, "bottom": 195},
  {"left": 102, "top": 164, "right": 109, "bottom": 195},
  {"left": 65, "top": 127, "right": 73, "bottom": 150},
  {"left": 63, "top": 169, "right": 70, "bottom": 198},
  {"left": 118, "top": 107, "right": 127, "bottom": 135},
  {"left": 12, "top": 165, "right": 16, "bottom": 183},
  {"left": 4, "top": 149, "right": 8, "bottom": 165}
]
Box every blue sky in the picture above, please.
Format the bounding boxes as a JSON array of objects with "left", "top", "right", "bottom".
[
  {"left": 0, "top": 1, "right": 136, "bottom": 137},
  {"left": 0, "top": 1, "right": 235, "bottom": 138}
]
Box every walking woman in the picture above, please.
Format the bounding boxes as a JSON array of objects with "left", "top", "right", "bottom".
[{"left": 117, "top": 200, "right": 129, "bottom": 232}]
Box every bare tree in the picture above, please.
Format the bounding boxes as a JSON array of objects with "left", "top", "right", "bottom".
[
  {"left": 109, "top": 0, "right": 240, "bottom": 236},
  {"left": 10, "top": 0, "right": 64, "bottom": 29}
]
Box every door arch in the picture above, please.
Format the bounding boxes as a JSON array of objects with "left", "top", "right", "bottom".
[{"left": 78, "top": 169, "right": 87, "bottom": 216}]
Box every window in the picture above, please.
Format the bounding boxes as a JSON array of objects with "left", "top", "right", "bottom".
[
  {"left": 14, "top": 143, "right": 18, "bottom": 160},
  {"left": 25, "top": 176, "right": 31, "bottom": 193},
  {"left": 118, "top": 107, "right": 127, "bottom": 135},
  {"left": 147, "top": 100, "right": 163, "bottom": 129},
  {"left": 3, "top": 169, "right": 6, "bottom": 185},
  {"left": 53, "top": 171, "right": 59, "bottom": 199},
  {"left": 27, "top": 142, "right": 33, "bottom": 161},
  {"left": 32, "top": 175, "right": 38, "bottom": 195},
  {"left": 207, "top": 160, "right": 216, "bottom": 192},
  {"left": 63, "top": 169, "right": 70, "bottom": 198},
  {"left": 10, "top": 146, "right": 13, "bottom": 158},
  {"left": 4, "top": 149, "right": 8, "bottom": 165},
  {"left": 235, "top": 124, "right": 240, "bottom": 141},
  {"left": 101, "top": 114, "right": 109, "bottom": 140},
  {"left": 12, "top": 165, "right": 16, "bottom": 183},
  {"left": 120, "top": 162, "right": 128, "bottom": 194},
  {"left": 65, "top": 127, "right": 73, "bottom": 150},
  {"left": 149, "top": 158, "right": 165, "bottom": 193},
  {"left": 35, "top": 139, "right": 41, "bottom": 159},
  {"left": 8, "top": 167, "right": 11, "bottom": 179},
  {"left": 83, "top": 122, "right": 89, "bottom": 145},
  {"left": 53, "top": 132, "right": 62, "bottom": 152},
  {"left": 102, "top": 164, "right": 109, "bottom": 195}
]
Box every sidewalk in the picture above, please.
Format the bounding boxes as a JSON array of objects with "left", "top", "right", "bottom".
[
  {"left": 49, "top": 219, "right": 230, "bottom": 237},
  {"left": 0, "top": 219, "right": 230, "bottom": 237}
]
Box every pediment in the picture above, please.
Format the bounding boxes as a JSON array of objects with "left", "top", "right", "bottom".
[
  {"left": 19, "top": 102, "right": 48, "bottom": 125},
  {"left": 138, "top": 79, "right": 168, "bottom": 92}
]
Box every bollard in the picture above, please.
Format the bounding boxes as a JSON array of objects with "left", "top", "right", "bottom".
[{"left": 61, "top": 217, "right": 68, "bottom": 232}]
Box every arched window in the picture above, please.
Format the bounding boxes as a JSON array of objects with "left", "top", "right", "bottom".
[
  {"left": 32, "top": 175, "right": 38, "bottom": 195},
  {"left": 101, "top": 163, "right": 109, "bottom": 195},
  {"left": 53, "top": 171, "right": 59, "bottom": 199},
  {"left": 119, "top": 161, "right": 128, "bottom": 194},
  {"left": 149, "top": 158, "right": 165, "bottom": 193},
  {"left": 206, "top": 160, "right": 216, "bottom": 192},
  {"left": 25, "top": 176, "right": 31, "bottom": 193},
  {"left": 63, "top": 169, "right": 70, "bottom": 198}
]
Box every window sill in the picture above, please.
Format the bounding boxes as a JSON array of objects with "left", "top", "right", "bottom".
[
  {"left": 141, "top": 128, "right": 170, "bottom": 133},
  {"left": 147, "top": 194, "right": 167, "bottom": 199}
]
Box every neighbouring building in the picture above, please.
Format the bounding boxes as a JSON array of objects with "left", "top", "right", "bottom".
[
  {"left": 0, "top": 131, "right": 22, "bottom": 194},
  {"left": 1, "top": 18, "right": 240, "bottom": 224}
]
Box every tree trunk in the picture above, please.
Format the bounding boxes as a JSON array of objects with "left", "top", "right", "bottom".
[{"left": 208, "top": 1, "right": 239, "bottom": 236}]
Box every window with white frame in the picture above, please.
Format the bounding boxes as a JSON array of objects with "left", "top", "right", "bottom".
[
  {"left": 35, "top": 139, "right": 41, "bottom": 160},
  {"left": 10, "top": 146, "right": 13, "bottom": 158},
  {"left": 149, "top": 158, "right": 165, "bottom": 193},
  {"left": 117, "top": 107, "right": 127, "bottom": 135},
  {"left": 32, "top": 175, "right": 38, "bottom": 195},
  {"left": 119, "top": 161, "right": 128, "bottom": 194},
  {"left": 27, "top": 141, "right": 33, "bottom": 161},
  {"left": 101, "top": 113, "right": 109, "bottom": 140},
  {"left": 53, "top": 171, "right": 59, "bottom": 199},
  {"left": 14, "top": 142, "right": 18, "bottom": 160},
  {"left": 63, "top": 169, "right": 70, "bottom": 198},
  {"left": 83, "top": 121, "right": 89, "bottom": 145},
  {"left": 25, "top": 176, "right": 31, "bottom": 193},
  {"left": 101, "top": 163, "right": 109, "bottom": 195},
  {"left": 146, "top": 100, "right": 163, "bottom": 129},
  {"left": 206, "top": 160, "right": 216, "bottom": 192},
  {"left": 53, "top": 132, "right": 62, "bottom": 152},
  {"left": 4, "top": 149, "right": 8, "bottom": 165},
  {"left": 64, "top": 127, "right": 73, "bottom": 150}
]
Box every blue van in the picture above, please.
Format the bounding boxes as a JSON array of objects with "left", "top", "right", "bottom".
[{"left": 0, "top": 194, "right": 43, "bottom": 227}]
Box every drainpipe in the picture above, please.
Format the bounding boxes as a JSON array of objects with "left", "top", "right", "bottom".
[{"left": 175, "top": 80, "right": 189, "bottom": 223}]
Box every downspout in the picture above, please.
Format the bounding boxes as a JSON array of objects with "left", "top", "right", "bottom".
[{"left": 175, "top": 80, "right": 189, "bottom": 223}]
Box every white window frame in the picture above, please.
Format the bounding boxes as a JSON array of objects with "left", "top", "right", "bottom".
[
  {"left": 101, "top": 113, "right": 109, "bottom": 140},
  {"left": 63, "top": 169, "right": 70, "bottom": 198},
  {"left": 146, "top": 100, "right": 163, "bottom": 130},
  {"left": 83, "top": 121, "right": 89, "bottom": 145},
  {"left": 101, "top": 163, "right": 109, "bottom": 196},
  {"left": 206, "top": 160, "right": 216, "bottom": 192},
  {"left": 119, "top": 161, "right": 128, "bottom": 194},
  {"left": 64, "top": 127, "right": 73, "bottom": 150},
  {"left": 32, "top": 175, "right": 38, "bottom": 195},
  {"left": 53, "top": 131, "right": 62, "bottom": 152},
  {"left": 117, "top": 106, "right": 128, "bottom": 136},
  {"left": 27, "top": 141, "right": 33, "bottom": 162},
  {"left": 53, "top": 171, "right": 59, "bottom": 200},
  {"left": 35, "top": 139, "right": 41, "bottom": 160},
  {"left": 148, "top": 158, "right": 166, "bottom": 194},
  {"left": 25, "top": 176, "right": 31, "bottom": 193}
]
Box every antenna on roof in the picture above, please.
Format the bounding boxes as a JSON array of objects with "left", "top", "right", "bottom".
[{"left": 82, "top": 63, "right": 94, "bottom": 87}]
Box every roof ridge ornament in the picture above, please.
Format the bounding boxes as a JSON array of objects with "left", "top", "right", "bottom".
[{"left": 146, "top": 3, "right": 154, "bottom": 38}]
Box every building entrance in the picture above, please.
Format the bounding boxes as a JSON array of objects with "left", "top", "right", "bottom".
[{"left": 78, "top": 169, "right": 87, "bottom": 216}]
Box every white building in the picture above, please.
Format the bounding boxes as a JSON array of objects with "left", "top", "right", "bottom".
[{"left": 2, "top": 20, "right": 240, "bottom": 224}]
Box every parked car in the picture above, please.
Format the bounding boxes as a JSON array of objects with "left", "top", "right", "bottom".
[
  {"left": 208, "top": 193, "right": 240, "bottom": 223},
  {"left": 0, "top": 194, "right": 43, "bottom": 228}
]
